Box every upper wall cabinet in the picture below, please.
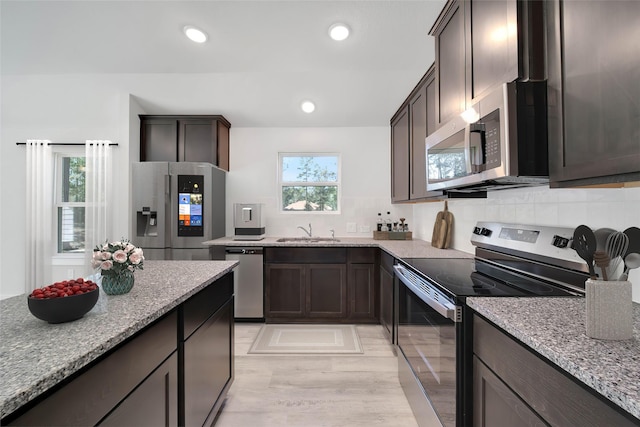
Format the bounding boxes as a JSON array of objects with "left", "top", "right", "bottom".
[
  {"left": 430, "top": 0, "right": 545, "bottom": 127},
  {"left": 140, "top": 115, "right": 231, "bottom": 170},
  {"left": 547, "top": 0, "right": 640, "bottom": 187},
  {"left": 390, "top": 65, "right": 486, "bottom": 203}
]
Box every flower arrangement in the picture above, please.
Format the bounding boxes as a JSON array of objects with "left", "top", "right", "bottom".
[{"left": 92, "top": 239, "right": 144, "bottom": 278}]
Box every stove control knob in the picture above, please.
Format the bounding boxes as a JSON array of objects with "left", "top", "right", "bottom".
[
  {"left": 480, "top": 228, "right": 492, "bottom": 237},
  {"left": 473, "top": 227, "right": 482, "bottom": 235},
  {"left": 552, "top": 235, "right": 569, "bottom": 248}
]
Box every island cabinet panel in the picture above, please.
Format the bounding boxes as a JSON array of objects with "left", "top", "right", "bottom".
[
  {"left": 99, "top": 352, "right": 178, "bottom": 427},
  {"left": 179, "top": 272, "right": 234, "bottom": 427},
  {"left": 182, "top": 300, "right": 233, "bottom": 427},
  {"left": 264, "top": 247, "right": 378, "bottom": 323},
  {"left": 473, "top": 315, "right": 638, "bottom": 426},
  {"left": 7, "top": 311, "right": 178, "bottom": 426}
]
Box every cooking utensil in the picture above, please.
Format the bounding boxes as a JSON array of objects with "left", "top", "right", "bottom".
[
  {"left": 594, "top": 228, "right": 615, "bottom": 251},
  {"left": 593, "top": 227, "right": 615, "bottom": 279},
  {"left": 573, "top": 225, "right": 597, "bottom": 279},
  {"left": 593, "top": 251, "right": 610, "bottom": 281},
  {"left": 605, "top": 231, "right": 629, "bottom": 279},
  {"left": 619, "top": 252, "right": 640, "bottom": 281},
  {"left": 431, "top": 201, "right": 452, "bottom": 249},
  {"left": 622, "top": 227, "right": 640, "bottom": 257}
]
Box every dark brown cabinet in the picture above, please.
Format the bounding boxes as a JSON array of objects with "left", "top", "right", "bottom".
[
  {"left": 264, "top": 247, "right": 377, "bottom": 323},
  {"left": 140, "top": 115, "right": 231, "bottom": 170},
  {"left": 99, "top": 353, "right": 178, "bottom": 427},
  {"left": 347, "top": 248, "right": 378, "bottom": 321},
  {"left": 430, "top": 0, "right": 544, "bottom": 125},
  {"left": 180, "top": 274, "right": 234, "bottom": 427},
  {"left": 379, "top": 251, "right": 395, "bottom": 343},
  {"left": 473, "top": 314, "right": 638, "bottom": 426},
  {"left": 391, "top": 106, "right": 410, "bottom": 203},
  {"left": 547, "top": 0, "right": 640, "bottom": 187},
  {"left": 432, "top": 0, "right": 465, "bottom": 127}
]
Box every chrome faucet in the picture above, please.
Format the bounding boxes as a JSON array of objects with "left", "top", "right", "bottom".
[{"left": 298, "top": 223, "right": 312, "bottom": 237}]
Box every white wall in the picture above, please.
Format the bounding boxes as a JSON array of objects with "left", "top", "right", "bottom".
[
  {"left": 0, "top": 75, "right": 133, "bottom": 298},
  {"left": 412, "top": 186, "right": 640, "bottom": 302},
  {"left": 227, "top": 127, "right": 412, "bottom": 238}
]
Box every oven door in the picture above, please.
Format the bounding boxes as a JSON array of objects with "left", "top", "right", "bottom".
[{"left": 395, "top": 266, "right": 461, "bottom": 427}]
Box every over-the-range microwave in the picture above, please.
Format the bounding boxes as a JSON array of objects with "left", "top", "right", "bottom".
[{"left": 425, "top": 81, "right": 549, "bottom": 193}]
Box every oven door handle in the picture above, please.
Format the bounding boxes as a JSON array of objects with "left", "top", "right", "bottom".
[{"left": 394, "top": 265, "right": 461, "bottom": 322}]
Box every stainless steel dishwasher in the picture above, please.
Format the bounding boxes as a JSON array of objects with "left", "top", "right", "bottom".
[{"left": 225, "top": 247, "right": 264, "bottom": 320}]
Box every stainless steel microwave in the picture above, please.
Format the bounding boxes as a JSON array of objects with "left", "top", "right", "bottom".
[{"left": 425, "top": 81, "right": 549, "bottom": 192}]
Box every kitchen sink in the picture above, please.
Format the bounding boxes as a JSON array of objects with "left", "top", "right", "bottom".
[{"left": 276, "top": 237, "right": 341, "bottom": 243}]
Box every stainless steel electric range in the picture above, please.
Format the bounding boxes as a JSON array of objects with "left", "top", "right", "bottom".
[{"left": 395, "top": 222, "right": 590, "bottom": 427}]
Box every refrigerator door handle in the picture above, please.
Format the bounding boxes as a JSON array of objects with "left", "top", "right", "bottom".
[{"left": 165, "top": 174, "right": 171, "bottom": 198}]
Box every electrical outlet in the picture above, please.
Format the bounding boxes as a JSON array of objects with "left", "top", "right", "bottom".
[
  {"left": 359, "top": 225, "right": 371, "bottom": 233},
  {"left": 346, "top": 222, "right": 357, "bottom": 233}
]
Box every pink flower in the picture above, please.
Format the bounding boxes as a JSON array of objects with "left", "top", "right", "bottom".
[
  {"left": 125, "top": 243, "right": 135, "bottom": 253},
  {"left": 92, "top": 250, "right": 102, "bottom": 261},
  {"left": 101, "top": 260, "right": 113, "bottom": 270},
  {"left": 128, "top": 265, "right": 135, "bottom": 272},
  {"left": 129, "top": 252, "right": 143, "bottom": 265},
  {"left": 113, "top": 250, "right": 128, "bottom": 263},
  {"left": 91, "top": 259, "right": 102, "bottom": 269},
  {"left": 101, "top": 251, "right": 112, "bottom": 260}
]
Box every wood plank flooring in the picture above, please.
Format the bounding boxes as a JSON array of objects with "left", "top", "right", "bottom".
[{"left": 214, "top": 323, "right": 419, "bottom": 427}]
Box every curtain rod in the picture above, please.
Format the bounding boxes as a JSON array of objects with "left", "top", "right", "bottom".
[{"left": 16, "top": 142, "right": 119, "bottom": 146}]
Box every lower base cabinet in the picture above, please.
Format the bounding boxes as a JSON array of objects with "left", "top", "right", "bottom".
[
  {"left": 264, "top": 247, "right": 377, "bottom": 323},
  {"left": 473, "top": 314, "right": 638, "bottom": 426},
  {"left": 100, "top": 352, "right": 178, "bottom": 427}
]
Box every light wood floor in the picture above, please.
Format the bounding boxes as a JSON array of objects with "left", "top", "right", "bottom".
[{"left": 214, "top": 323, "right": 419, "bottom": 427}]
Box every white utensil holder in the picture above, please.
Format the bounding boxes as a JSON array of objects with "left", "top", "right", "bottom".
[{"left": 585, "top": 279, "right": 633, "bottom": 340}]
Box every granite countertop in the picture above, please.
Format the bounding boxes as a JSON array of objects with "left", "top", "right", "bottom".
[
  {"left": 0, "top": 260, "right": 237, "bottom": 420},
  {"left": 203, "top": 236, "right": 474, "bottom": 260},
  {"left": 467, "top": 297, "right": 640, "bottom": 420}
]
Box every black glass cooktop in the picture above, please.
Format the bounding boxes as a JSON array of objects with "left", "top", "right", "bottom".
[{"left": 401, "top": 258, "right": 579, "bottom": 299}]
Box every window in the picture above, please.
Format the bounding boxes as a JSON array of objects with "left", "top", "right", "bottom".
[
  {"left": 279, "top": 153, "right": 340, "bottom": 212},
  {"left": 55, "top": 154, "right": 86, "bottom": 253}
]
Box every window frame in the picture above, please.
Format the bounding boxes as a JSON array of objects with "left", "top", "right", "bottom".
[
  {"left": 53, "top": 148, "right": 86, "bottom": 258},
  {"left": 278, "top": 152, "right": 341, "bottom": 214}
]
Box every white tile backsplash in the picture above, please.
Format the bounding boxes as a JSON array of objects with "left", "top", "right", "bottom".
[{"left": 412, "top": 185, "right": 640, "bottom": 302}]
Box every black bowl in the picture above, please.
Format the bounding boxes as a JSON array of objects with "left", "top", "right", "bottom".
[{"left": 28, "top": 288, "right": 99, "bottom": 324}]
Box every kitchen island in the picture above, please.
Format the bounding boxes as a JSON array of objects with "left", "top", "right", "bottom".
[
  {"left": 467, "top": 297, "right": 640, "bottom": 424},
  {"left": 0, "top": 260, "right": 237, "bottom": 425}
]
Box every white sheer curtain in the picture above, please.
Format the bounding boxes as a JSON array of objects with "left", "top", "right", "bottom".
[
  {"left": 25, "top": 140, "right": 54, "bottom": 292},
  {"left": 84, "top": 140, "right": 113, "bottom": 276}
]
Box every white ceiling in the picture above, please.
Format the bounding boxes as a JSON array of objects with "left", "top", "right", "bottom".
[{"left": 1, "top": 0, "right": 446, "bottom": 127}]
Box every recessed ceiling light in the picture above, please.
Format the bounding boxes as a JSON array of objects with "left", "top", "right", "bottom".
[
  {"left": 328, "top": 23, "right": 350, "bottom": 41},
  {"left": 183, "top": 26, "right": 208, "bottom": 43},
  {"left": 301, "top": 101, "right": 316, "bottom": 113}
]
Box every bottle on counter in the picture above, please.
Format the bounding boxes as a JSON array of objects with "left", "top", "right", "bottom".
[
  {"left": 386, "top": 212, "right": 392, "bottom": 231},
  {"left": 377, "top": 213, "right": 383, "bottom": 232}
]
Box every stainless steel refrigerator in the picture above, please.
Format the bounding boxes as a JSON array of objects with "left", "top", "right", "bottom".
[{"left": 131, "top": 162, "right": 225, "bottom": 260}]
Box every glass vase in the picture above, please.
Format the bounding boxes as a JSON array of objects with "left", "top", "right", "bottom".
[{"left": 101, "top": 270, "right": 135, "bottom": 295}]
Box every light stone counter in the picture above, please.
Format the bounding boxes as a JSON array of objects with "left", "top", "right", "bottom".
[
  {"left": 467, "top": 297, "right": 640, "bottom": 420},
  {"left": 0, "top": 260, "right": 237, "bottom": 420},
  {"left": 203, "top": 236, "right": 474, "bottom": 260}
]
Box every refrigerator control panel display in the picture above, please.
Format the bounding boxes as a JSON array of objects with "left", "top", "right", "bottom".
[{"left": 178, "top": 174, "right": 204, "bottom": 237}]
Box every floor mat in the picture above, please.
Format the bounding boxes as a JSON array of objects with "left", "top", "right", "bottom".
[{"left": 248, "top": 324, "right": 363, "bottom": 354}]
